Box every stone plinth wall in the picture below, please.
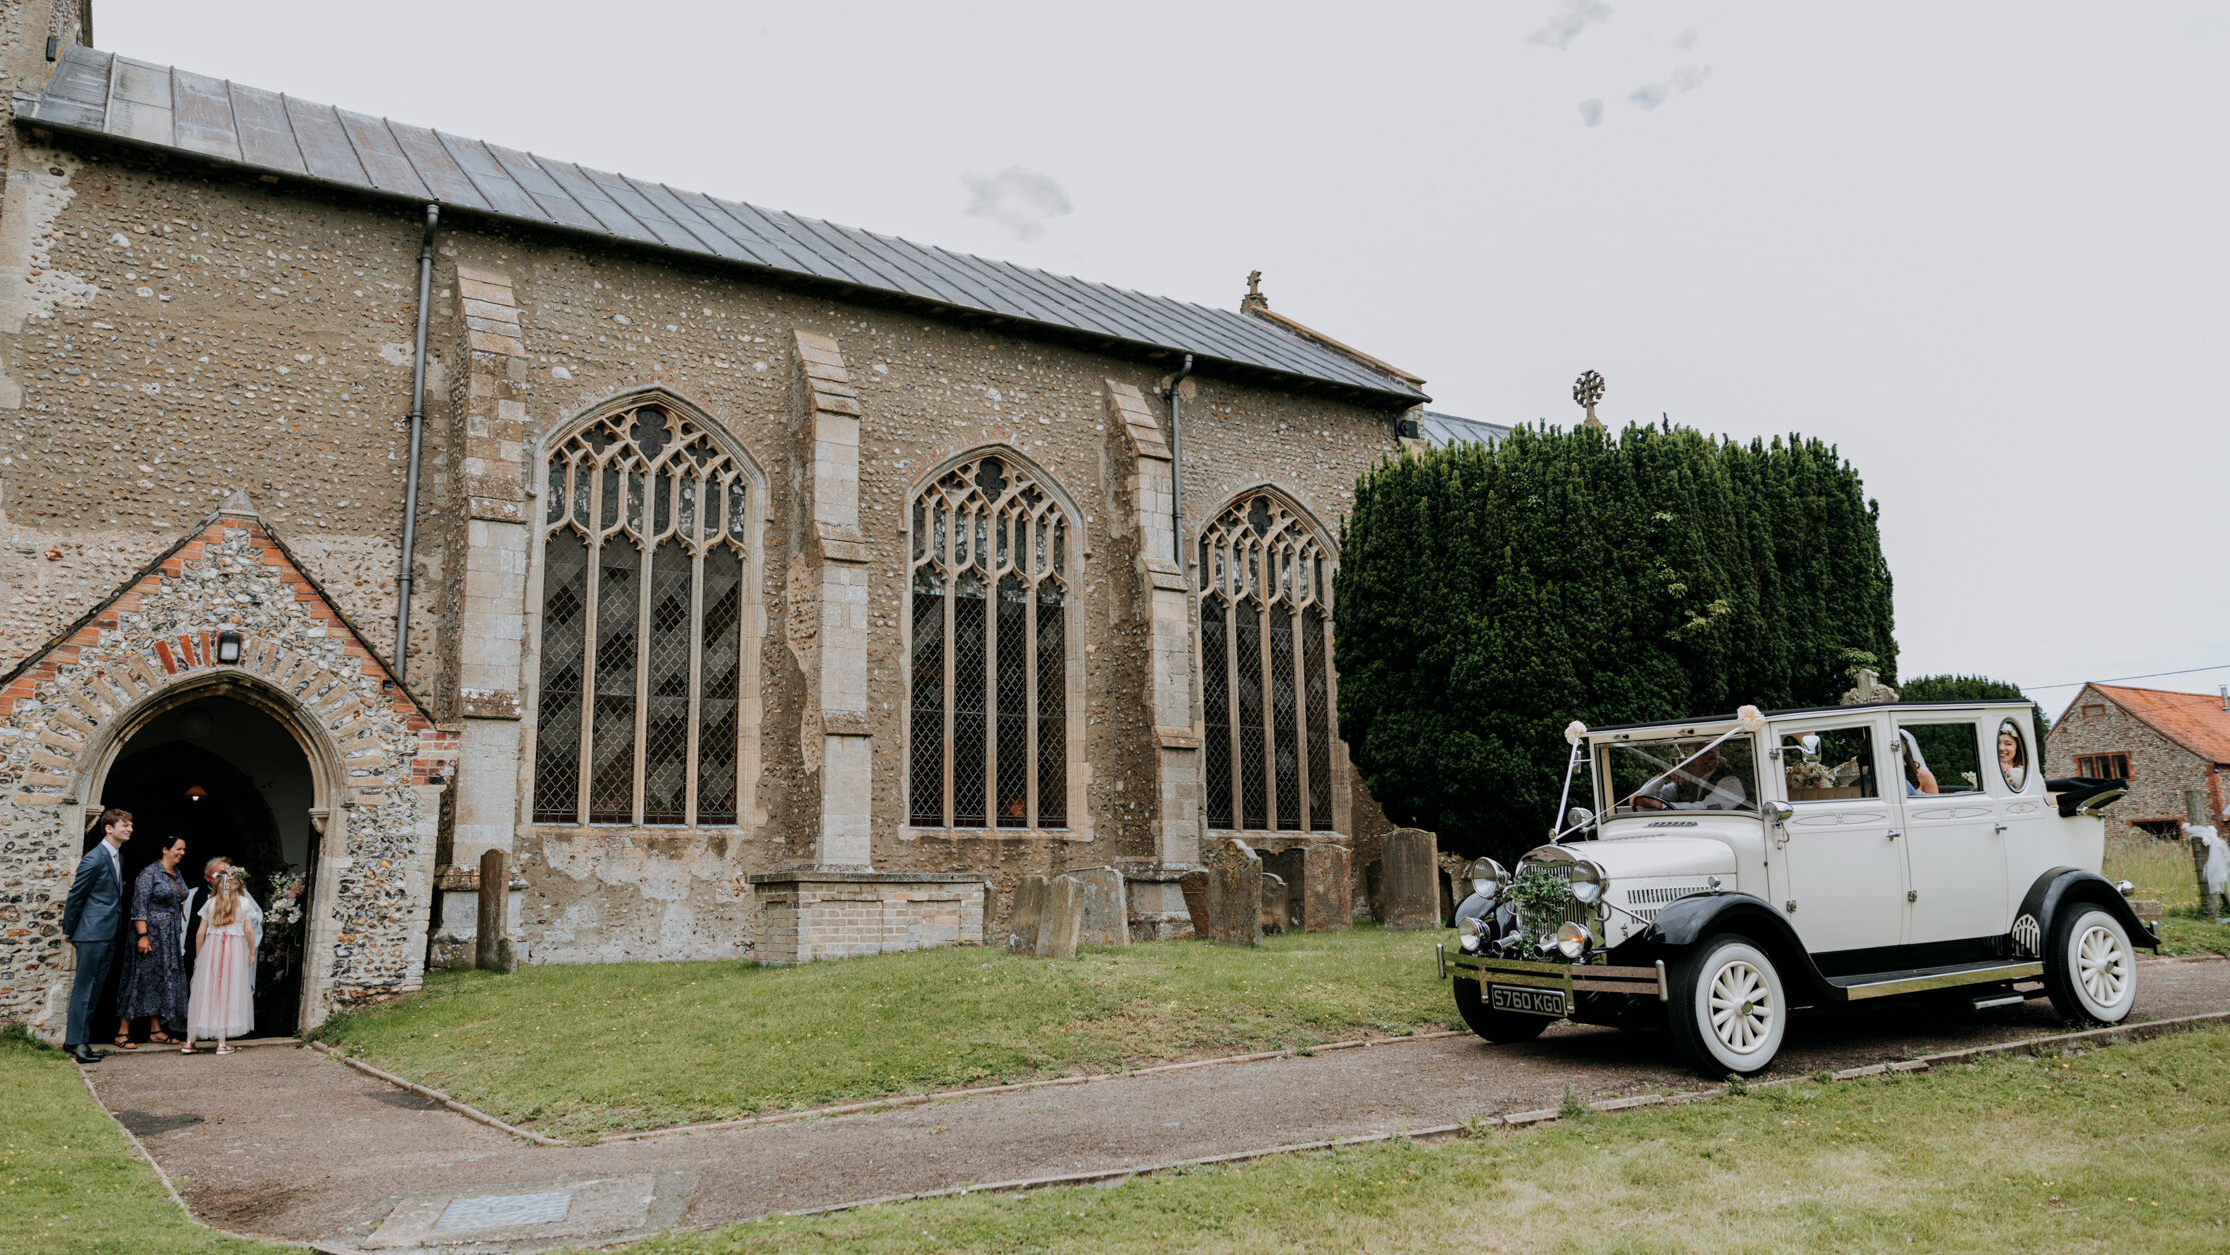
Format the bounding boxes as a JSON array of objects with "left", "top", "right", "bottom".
[{"left": 749, "top": 871, "right": 987, "bottom": 965}]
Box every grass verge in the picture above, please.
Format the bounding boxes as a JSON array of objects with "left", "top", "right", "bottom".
[
  {"left": 2104, "top": 830, "right": 2230, "bottom": 957},
  {"left": 611, "top": 1026, "right": 2230, "bottom": 1255},
  {"left": 316, "top": 924, "right": 1455, "bottom": 1138},
  {"left": 0, "top": 1026, "right": 283, "bottom": 1254}
]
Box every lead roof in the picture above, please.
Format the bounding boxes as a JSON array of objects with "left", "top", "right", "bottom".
[{"left": 14, "top": 45, "right": 1428, "bottom": 406}]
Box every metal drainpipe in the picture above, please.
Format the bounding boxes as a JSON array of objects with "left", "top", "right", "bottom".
[
  {"left": 1164, "top": 353, "right": 1195, "bottom": 573},
  {"left": 393, "top": 204, "right": 439, "bottom": 682}
]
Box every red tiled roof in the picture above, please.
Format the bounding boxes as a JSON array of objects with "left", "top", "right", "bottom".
[{"left": 2091, "top": 684, "right": 2230, "bottom": 765}]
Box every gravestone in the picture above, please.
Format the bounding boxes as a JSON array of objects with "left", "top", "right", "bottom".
[
  {"left": 1068, "top": 866, "right": 1130, "bottom": 946},
  {"left": 1179, "top": 869, "right": 1211, "bottom": 937},
  {"left": 1260, "top": 872, "right": 1289, "bottom": 935},
  {"left": 1378, "top": 828, "right": 1441, "bottom": 930},
  {"left": 1037, "top": 876, "right": 1085, "bottom": 959},
  {"left": 1204, "top": 838, "right": 1264, "bottom": 946},
  {"left": 1007, "top": 876, "right": 1048, "bottom": 953},
  {"left": 1300, "top": 843, "right": 1353, "bottom": 932},
  {"left": 475, "top": 849, "right": 515, "bottom": 972},
  {"left": 1260, "top": 849, "right": 1305, "bottom": 930}
]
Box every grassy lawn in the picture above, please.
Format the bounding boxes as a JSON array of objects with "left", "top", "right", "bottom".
[
  {"left": 613, "top": 1026, "right": 2230, "bottom": 1255},
  {"left": 316, "top": 924, "right": 1456, "bottom": 1139},
  {"left": 2104, "top": 830, "right": 2230, "bottom": 957},
  {"left": 0, "top": 1028, "right": 283, "bottom": 1255}
]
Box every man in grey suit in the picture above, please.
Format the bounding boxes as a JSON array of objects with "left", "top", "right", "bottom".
[{"left": 61, "top": 807, "right": 134, "bottom": 1064}]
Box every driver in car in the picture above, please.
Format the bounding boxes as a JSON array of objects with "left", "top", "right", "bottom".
[{"left": 1630, "top": 742, "right": 1750, "bottom": 811}]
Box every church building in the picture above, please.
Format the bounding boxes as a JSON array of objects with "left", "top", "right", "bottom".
[{"left": 0, "top": 4, "right": 1452, "bottom": 1033}]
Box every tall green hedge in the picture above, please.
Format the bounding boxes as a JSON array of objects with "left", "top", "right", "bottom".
[{"left": 1334, "top": 423, "right": 1895, "bottom": 862}]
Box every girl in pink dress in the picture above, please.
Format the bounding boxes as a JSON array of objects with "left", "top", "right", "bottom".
[{"left": 183, "top": 871, "right": 260, "bottom": 1054}]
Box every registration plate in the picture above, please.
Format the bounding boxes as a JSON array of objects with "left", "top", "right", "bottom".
[{"left": 1488, "top": 984, "right": 1568, "bottom": 1018}]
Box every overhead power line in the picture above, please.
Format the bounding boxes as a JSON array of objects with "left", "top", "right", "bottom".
[{"left": 2021, "top": 663, "right": 2230, "bottom": 692}]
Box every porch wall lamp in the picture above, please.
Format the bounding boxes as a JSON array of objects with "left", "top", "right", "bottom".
[{"left": 216, "top": 630, "right": 242, "bottom": 664}]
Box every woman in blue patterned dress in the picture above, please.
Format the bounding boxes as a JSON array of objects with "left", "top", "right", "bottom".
[{"left": 115, "top": 835, "right": 190, "bottom": 1047}]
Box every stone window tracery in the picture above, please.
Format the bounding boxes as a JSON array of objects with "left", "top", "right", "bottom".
[
  {"left": 1198, "top": 493, "right": 1336, "bottom": 832},
  {"left": 908, "top": 454, "right": 1073, "bottom": 830},
  {"left": 533, "top": 401, "right": 751, "bottom": 827}
]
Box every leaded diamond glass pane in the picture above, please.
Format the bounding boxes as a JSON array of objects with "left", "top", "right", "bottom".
[
  {"left": 1035, "top": 582, "right": 1065, "bottom": 829},
  {"left": 696, "top": 547, "right": 742, "bottom": 824},
  {"left": 1201, "top": 597, "right": 1232, "bottom": 829},
  {"left": 1304, "top": 606, "right": 1333, "bottom": 830},
  {"left": 995, "top": 574, "right": 1030, "bottom": 827},
  {"left": 910, "top": 573, "right": 947, "bottom": 827},
  {"left": 1270, "top": 604, "right": 1300, "bottom": 830},
  {"left": 1235, "top": 602, "right": 1268, "bottom": 831},
  {"left": 950, "top": 571, "right": 988, "bottom": 828},
  {"left": 588, "top": 541, "right": 640, "bottom": 824},
  {"left": 532, "top": 531, "right": 588, "bottom": 823},
  {"left": 641, "top": 537, "right": 692, "bottom": 825}
]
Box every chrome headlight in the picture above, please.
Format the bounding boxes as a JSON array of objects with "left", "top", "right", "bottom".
[
  {"left": 1555, "top": 921, "right": 1590, "bottom": 960},
  {"left": 1467, "top": 858, "right": 1507, "bottom": 899},
  {"left": 1567, "top": 859, "right": 1607, "bottom": 905}
]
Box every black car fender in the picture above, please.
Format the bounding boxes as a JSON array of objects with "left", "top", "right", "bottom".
[
  {"left": 2015, "top": 866, "right": 2160, "bottom": 952},
  {"left": 1615, "top": 892, "right": 1836, "bottom": 1000}
]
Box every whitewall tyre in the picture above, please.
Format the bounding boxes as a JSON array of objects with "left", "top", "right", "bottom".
[
  {"left": 1669, "top": 936, "right": 1787, "bottom": 1077},
  {"left": 2044, "top": 905, "right": 2136, "bottom": 1026}
]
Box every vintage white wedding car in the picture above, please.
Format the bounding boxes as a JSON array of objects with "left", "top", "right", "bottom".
[{"left": 1442, "top": 700, "right": 2146, "bottom": 1075}]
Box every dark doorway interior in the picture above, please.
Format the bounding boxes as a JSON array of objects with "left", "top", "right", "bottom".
[{"left": 89, "top": 694, "right": 317, "bottom": 1039}]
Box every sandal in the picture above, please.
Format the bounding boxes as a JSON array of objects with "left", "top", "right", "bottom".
[
  {"left": 113, "top": 1034, "right": 136, "bottom": 1050},
  {"left": 179, "top": 1045, "right": 195, "bottom": 1054},
  {"left": 149, "top": 1031, "right": 175, "bottom": 1045},
  {"left": 214, "top": 1046, "right": 236, "bottom": 1055}
]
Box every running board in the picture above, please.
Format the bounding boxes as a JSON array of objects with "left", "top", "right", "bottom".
[{"left": 1825, "top": 960, "right": 2044, "bottom": 1002}]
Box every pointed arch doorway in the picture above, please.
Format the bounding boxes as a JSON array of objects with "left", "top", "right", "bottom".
[{"left": 89, "top": 687, "right": 322, "bottom": 1038}]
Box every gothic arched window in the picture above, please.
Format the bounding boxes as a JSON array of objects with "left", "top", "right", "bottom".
[
  {"left": 908, "top": 453, "right": 1074, "bottom": 830},
  {"left": 1198, "top": 493, "right": 1336, "bottom": 832},
  {"left": 533, "top": 400, "right": 752, "bottom": 827}
]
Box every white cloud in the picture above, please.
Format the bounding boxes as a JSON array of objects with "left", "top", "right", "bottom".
[
  {"left": 1525, "top": 0, "right": 1612, "bottom": 51},
  {"left": 1578, "top": 98, "right": 1604, "bottom": 128},
  {"left": 961, "top": 167, "right": 1073, "bottom": 241},
  {"left": 1674, "top": 27, "right": 1699, "bottom": 51},
  {"left": 1629, "top": 64, "right": 1713, "bottom": 111}
]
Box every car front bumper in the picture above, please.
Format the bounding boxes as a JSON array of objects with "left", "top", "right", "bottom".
[{"left": 1447, "top": 952, "right": 1668, "bottom": 1006}]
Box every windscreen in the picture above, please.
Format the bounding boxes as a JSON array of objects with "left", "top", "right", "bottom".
[{"left": 1600, "top": 734, "right": 1759, "bottom": 815}]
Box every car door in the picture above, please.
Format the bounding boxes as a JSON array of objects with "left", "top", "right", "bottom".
[
  {"left": 1988, "top": 714, "right": 2067, "bottom": 912},
  {"left": 1893, "top": 716, "right": 2008, "bottom": 944},
  {"left": 1770, "top": 716, "right": 1906, "bottom": 955}
]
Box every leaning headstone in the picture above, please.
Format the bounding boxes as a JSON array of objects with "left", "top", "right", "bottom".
[
  {"left": 1260, "top": 872, "right": 1289, "bottom": 935},
  {"left": 1378, "top": 828, "right": 1440, "bottom": 930},
  {"left": 1179, "top": 869, "right": 1212, "bottom": 937},
  {"left": 1204, "top": 838, "right": 1264, "bottom": 946},
  {"left": 1068, "top": 866, "right": 1130, "bottom": 946},
  {"left": 1037, "top": 876, "right": 1086, "bottom": 959},
  {"left": 1365, "top": 859, "right": 1384, "bottom": 923},
  {"left": 1007, "top": 876, "right": 1048, "bottom": 953},
  {"left": 1300, "top": 843, "right": 1352, "bottom": 932}
]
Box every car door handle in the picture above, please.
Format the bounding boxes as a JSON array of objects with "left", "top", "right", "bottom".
[
  {"left": 1885, "top": 830, "right": 1900, "bottom": 840},
  {"left": 1994, "top": 824, "right": 2008, "bottom": 834}
]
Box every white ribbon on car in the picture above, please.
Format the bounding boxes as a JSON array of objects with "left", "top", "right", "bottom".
[
  {"left": 2188, "top": 823, "right": 2228, "bottom": 897},
  {"left": 1551, "top": 705, "right": 1765, "bottom": 843}
]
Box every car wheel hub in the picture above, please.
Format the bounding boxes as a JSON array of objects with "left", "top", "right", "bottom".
[
  {"left": 1708, "top": 959, "right": 1774, "bottom": 1055},
  {"left": 2076, "top": 924, "right": 2127, "bottom": 1008}
]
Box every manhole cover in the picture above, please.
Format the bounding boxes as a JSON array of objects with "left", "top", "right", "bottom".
[{"left": 431, "top": 1190, "right": 572, "bottom": 1232}]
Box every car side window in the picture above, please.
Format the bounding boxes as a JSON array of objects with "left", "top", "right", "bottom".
[
  {"left": 1899, "top": 722, "right": 1981, "bottom": 794},
  {"left": 1781, "top": 725, "right": 1879, "bottom": 800},
  {"left": 1995, "top": 718, "right": 2030, "bottom": 792}
]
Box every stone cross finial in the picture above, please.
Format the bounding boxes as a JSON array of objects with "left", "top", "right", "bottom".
[
  {"left": 1241, "top": 269, "right": 1269, "bottom": 314},
  {"left": 1572, "top": 370, "right": 1606, "bottom": 429}
]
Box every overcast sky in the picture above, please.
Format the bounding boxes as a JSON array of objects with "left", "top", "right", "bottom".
[{"left": 97, "top": 1, "right": 2227, "bottom": 719}]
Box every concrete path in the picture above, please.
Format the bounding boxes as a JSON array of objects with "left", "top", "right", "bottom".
[{"left": 83, "top": 957, "right": 2230, "bottom": 1252}]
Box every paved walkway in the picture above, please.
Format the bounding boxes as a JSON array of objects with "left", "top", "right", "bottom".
[{"left": 84, "top": 957, "right": 2230, "bottom": 1252}]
